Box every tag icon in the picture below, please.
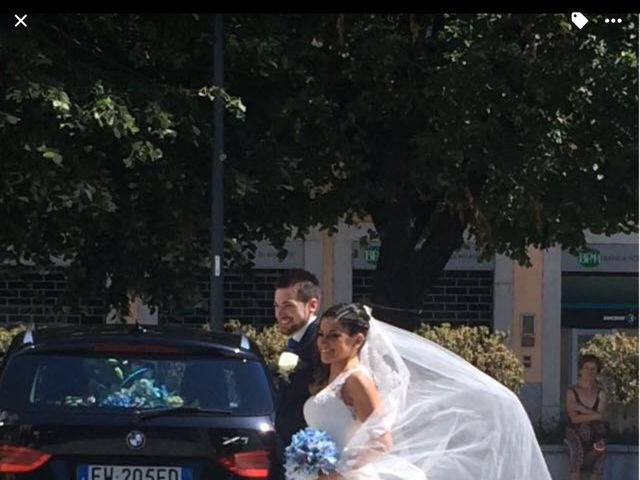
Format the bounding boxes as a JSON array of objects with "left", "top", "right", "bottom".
[{"left": 571, "top": 12, "right": 589, "bottom": 29}]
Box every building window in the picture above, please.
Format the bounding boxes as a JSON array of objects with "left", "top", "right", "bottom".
[{"left": 521, "top": 314, "right": 535, "bottom": 347}]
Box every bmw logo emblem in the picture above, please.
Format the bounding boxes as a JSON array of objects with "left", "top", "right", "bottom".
[{"left": 126, "top": 430, "right": 145, "bottom": 450}]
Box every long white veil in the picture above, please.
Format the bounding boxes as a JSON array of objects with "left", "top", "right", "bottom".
[{"left": 336, "top": 309, "right": 551, "bottom": 480}]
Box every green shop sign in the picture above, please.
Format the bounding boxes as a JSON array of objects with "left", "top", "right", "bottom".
[
  {"left": 364, "top": 246, "right": 380, "bottom": 265},
  {"left": 578, "top": 248, "right": 601, "bottom": 268}
]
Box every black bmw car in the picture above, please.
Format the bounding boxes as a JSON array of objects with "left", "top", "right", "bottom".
[{"left": 0, "top": 324, "right": 278, "bottom": 479}]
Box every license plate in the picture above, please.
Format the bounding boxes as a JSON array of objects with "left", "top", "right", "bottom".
[{"left": 78, "top": 465, "right": 192, "bottom": 480}]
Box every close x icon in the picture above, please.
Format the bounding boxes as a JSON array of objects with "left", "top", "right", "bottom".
[{"left": 14, "top": 14, "right": 27, "bottom": 27}]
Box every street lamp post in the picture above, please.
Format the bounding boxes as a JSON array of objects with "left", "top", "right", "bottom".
[{"left": 210, "top": 14, "right": 224, "bottom": 330}]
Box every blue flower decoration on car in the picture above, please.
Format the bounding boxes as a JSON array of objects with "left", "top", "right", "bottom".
[{"left": 100, "top": 378, "right": 173, "bottom": 408}]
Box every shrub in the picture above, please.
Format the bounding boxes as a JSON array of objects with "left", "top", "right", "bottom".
[
  {"left": 415, "top": 323, "right": 524, "bottom": 393},
  {"left": 580, "top": 331, "right": 638, "bottom": 405},
  {"left": 225, "top": 319, "right": 287, "bottom": 369},
  {"left": 0, "top": 324, "right": 27, "bottom": 355},
  {"left": 221, "top": 319, "right": 525, "bottom": 393}
]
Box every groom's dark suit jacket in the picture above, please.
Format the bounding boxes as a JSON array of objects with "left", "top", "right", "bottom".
[{"left": 275, "top": 319, "right": 318, "bottom": 447}]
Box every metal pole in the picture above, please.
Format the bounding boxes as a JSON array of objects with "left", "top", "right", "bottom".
[{"left": 210, "top": 14, "right": 224, "bottom": 330}]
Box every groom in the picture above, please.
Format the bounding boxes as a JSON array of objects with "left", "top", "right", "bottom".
[{"left": 273, "top": 269, "right": 321, "bottom": 449}]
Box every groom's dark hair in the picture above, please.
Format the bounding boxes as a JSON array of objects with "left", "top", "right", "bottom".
[{"left": 276, "top": 269, "right": 321, "bottom": 302}]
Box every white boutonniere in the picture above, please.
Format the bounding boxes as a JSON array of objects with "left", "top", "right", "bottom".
[{"left": 278, "top": 351, "right": 300, "bottom": 380}]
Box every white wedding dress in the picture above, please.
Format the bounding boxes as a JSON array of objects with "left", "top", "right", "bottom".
[
  {"left": 299, "top": 313, "right": 552, "bottom": 480},
  {"left": 303, "top": 366, "right": 427, "bottom": 480}
]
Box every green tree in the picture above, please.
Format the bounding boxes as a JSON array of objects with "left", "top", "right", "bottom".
[
  {"left": 1, "top": 14, "right": 637, "bottom": 321},
  {"left": 0, "top": 15, "right": 253, "bottom": 312},
  {"left": 225, "top": 14, "right": 638, "bottom": 323}
]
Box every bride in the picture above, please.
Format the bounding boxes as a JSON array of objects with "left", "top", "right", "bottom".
[{"left": 301, "top": 303, "right": 552, "bottom": 480}]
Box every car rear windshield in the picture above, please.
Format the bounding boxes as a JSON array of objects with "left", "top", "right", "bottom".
[{"left": 0, "top": 352, "right": 273, "bottom": 415}]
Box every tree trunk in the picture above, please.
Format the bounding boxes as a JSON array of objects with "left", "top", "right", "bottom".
[{"left": 371, "top": 209, "right": 466, "bottom": 330}]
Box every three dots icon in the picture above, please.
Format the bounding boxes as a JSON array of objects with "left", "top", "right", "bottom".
[{"left": 604, "top": 18, "right": 622, "bottom": 24}]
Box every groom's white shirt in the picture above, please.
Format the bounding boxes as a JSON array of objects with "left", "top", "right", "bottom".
[{"left": 290, "top": 314, "right": 317, "bottom": 343}]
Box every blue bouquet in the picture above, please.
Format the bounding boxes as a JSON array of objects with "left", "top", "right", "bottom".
[{"left": 284, "top": 428, "right": 340, "bottom": 480}]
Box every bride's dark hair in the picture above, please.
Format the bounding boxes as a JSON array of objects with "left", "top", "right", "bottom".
[{"left": 309, "top": 303, "right": 371, "bottom": 394}]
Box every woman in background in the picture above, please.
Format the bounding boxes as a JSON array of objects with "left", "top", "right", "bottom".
[{"left": 565, "top": 354, "right": 608, "bottom": 480}]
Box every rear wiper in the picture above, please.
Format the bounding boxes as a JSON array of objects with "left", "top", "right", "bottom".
[{"left": 136, "top": 406, "right": 232, "bottom": 421}]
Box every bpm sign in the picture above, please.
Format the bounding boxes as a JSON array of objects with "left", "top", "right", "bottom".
[{"left": 578, "top": 248, "right": 601, "bottom": 268}]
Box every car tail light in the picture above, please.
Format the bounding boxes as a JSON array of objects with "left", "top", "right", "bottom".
[
  {"left": 218, "top": 449, "right": 270, "bottom": 478},
  {"left": 0, "top": 445, "right": 51, "bottom": 473}
]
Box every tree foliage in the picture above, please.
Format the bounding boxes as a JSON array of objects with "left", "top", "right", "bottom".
[
  {"left": 224, "top": 14, "right": 638, "bottom": 320},
  {"left": 0, "top": 323, "right": 26, "bottom": 354},
  {"left": 581, "top": 331, "right": 638, "bottom": 405},
  {"left": 1, "top": 15, "right": 249, "bottom": 311},
  {"left": 224, "top": 319, "right": 286, "bottom": 369},
  {"left": 1, "top": 14, "right": 637, "bottom": 317}
]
